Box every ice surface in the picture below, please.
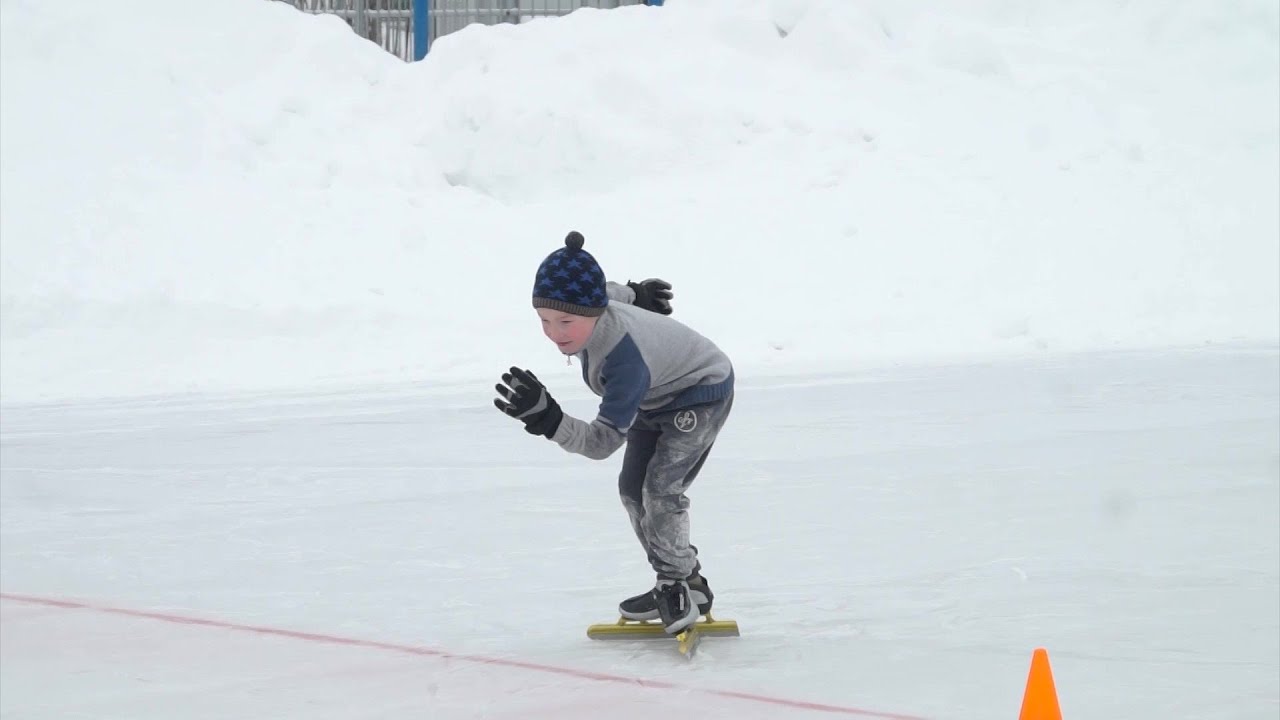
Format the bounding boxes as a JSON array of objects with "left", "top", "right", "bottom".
[{"left": 3, "top": 349, "right": 1277, "bottom": 718}]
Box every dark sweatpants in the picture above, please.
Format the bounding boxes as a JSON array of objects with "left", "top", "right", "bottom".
[{"left": 617, "top": 393, "right": 733, "bottom": 580}]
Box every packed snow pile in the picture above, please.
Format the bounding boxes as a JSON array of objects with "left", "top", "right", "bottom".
[{"left": 2, "top": 0, "right": 1276, "bottom": 401}]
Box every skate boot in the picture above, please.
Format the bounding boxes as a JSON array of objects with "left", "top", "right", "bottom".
[{"left": 619, "top": 574, "right": 714, "bottom": 622}]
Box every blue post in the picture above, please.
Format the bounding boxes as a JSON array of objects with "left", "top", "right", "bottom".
[{"left": 413, "top": 0, "right": 429, "bottom": 60}]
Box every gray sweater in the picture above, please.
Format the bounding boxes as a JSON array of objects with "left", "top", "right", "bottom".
[{"left": 551, "top": 283, "right": 734, "bottom": 460}]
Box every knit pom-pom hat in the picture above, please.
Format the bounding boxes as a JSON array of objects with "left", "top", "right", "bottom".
[{"left": 531, "top": 231, "right": 608, "bottom": 317}]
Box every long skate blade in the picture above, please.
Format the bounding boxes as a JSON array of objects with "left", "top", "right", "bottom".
[{"left": 586, "top": 615, "right": 740, "bottom": 640}]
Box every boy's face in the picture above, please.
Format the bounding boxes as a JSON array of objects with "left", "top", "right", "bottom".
[{"left": 537, "top": 308, "right": 598, "bottom": 355}]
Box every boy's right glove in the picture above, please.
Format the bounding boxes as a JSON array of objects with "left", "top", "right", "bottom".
[
  {"left": 627, "top": 278, "right": 674, "bottom": 315},
  {"left": 494, "top": 367, "right": 563, "bottom": 439}
]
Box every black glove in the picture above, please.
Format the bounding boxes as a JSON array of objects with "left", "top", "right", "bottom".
[
  {"left": 627, "top": 278, "right": 674, "bottom": 315},
  {"left": 494, "top": 367, "right": 563, "bottom": 439}
]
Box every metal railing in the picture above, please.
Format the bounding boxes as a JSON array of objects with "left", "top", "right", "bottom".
[{"left": 277, "top": 0, "right": 649, "bottom": 62}]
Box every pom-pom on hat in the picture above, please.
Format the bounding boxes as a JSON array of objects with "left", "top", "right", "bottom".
[{"left": 532, "top": 231, "right": 608, "bottom": 317}]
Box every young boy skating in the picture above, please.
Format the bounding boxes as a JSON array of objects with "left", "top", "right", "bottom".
[{"left": 493, "top": 231, "right": 734, "bottom": 635}]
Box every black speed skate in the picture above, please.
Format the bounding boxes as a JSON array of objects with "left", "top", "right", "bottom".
[
  {"left": 588, "top": 573, "right": 740, "bottom": 647},
  {"left": 618, "top": 574, "right": 714, "bottom": 622}
]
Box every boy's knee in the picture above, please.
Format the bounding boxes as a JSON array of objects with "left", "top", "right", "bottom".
[
  {"left": 620, "top": 493, "right": 643, "bottom": 514},
  {"left": 641, "top": 490, "right": 689, "bottom": 515},
  {"left": 617, "top": 473, "right": 644, "bottom": 504}
]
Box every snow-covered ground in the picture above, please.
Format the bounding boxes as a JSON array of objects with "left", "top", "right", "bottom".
[{"left": 1, "top": 0, "right": 1277, "bottom": 717}]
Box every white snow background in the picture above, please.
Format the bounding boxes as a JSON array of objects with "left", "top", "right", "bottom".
[{"left": 2, "top": 0, "right": 1276, "bottom": 401}]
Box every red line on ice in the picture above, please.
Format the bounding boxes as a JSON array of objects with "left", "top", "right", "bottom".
[{"left": 1, "top": 591, "right": 926, "bottom": 719}]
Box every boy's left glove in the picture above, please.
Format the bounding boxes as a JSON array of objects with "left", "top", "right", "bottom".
[
  {"left": 494, "top": 367, "right": 563, "bottom": 439},
  {"left": 627, "top": 278, "right": 674, "bottom": 315}
]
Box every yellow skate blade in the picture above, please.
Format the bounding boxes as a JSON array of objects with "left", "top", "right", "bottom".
[{"left": 586, "top": 615, "right": 740, "bottom": 640}]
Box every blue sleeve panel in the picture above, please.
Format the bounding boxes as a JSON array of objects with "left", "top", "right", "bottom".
[
  {"left": 548, "top": 334, "right": 652, "bottom": 461},
  {"left": 596, "top": 334, "right": 651, "bottom": 433}
]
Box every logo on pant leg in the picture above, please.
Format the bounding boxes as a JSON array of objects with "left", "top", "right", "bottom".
[{"left": 674, "top": 409, "right": 698, "bottom": 433}]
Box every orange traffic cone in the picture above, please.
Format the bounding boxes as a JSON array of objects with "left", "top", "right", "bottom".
[{"left": 1018, "top": 648, "right": 1062, "bottom": 720}]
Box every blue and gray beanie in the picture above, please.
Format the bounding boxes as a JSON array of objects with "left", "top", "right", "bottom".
[{"left": 532, "top": 231, "right": 608, "bottom": 317}]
